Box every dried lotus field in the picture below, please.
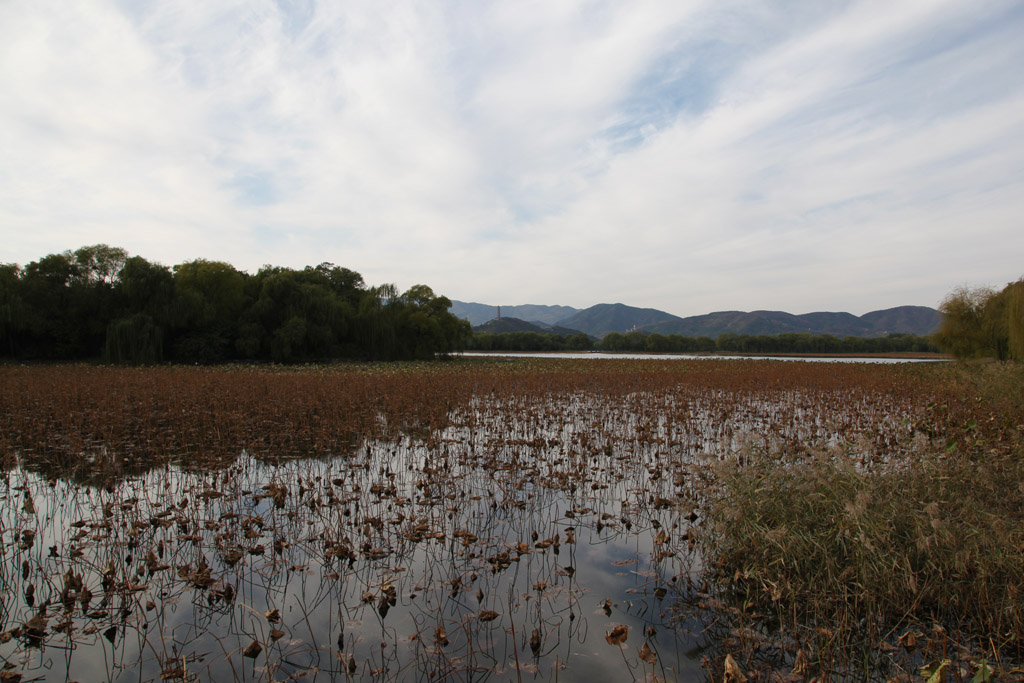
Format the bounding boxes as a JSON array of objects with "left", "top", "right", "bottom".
[{"left": 1, "top": 359, "right": 1022, "bottom": 682}]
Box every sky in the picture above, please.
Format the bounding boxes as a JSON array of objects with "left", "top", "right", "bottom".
[{"left": 1, "top": 0, "right": 1022, "bottom": 317}]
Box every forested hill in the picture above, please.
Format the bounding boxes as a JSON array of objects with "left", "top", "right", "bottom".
[
  {"left": 454, "top": 300, "right": 941, "bottom": 338},
  {"left": 472, "top": 317, "right": 586, "bottom": 336},
  {"left": 0, "top": 245, "right": 471, "bottom": 363},
  {"left": 555, "top": 303, "right": 683, "bottom": 337},
  {"left": 644, "top": 306, "right": 942, "bottom": 338},
  {"left": 450, "top": 301, "right": 580, "bottom": 326}
]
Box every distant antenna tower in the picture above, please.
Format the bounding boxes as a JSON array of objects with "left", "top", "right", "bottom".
[{"left": 497, "top": 306, "right": 501, "bottom": 320}]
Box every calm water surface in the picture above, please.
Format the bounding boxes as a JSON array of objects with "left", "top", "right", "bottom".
[
  {"left": 0, "top": 377, "right": 936, "bottom": 681},
  {"left": 461, "top": 351, "right": 948, "bottom": 363}
]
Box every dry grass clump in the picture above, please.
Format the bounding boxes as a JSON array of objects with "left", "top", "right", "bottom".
[{"left": 696, "top": 362, "right": 1024, "bottom": 678}]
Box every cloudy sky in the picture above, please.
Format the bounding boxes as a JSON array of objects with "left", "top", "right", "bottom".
[{"left": 2, "top": 0, "right": 1022, "bottom": 316}]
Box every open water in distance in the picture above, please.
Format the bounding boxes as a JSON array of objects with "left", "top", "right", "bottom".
[{"left": 460, "top": 351, "right": 949, "bottom": 363}]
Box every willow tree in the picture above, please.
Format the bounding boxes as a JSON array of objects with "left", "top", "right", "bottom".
[
  {"left": 934, "top": 281, "right": 1024, "bottom": 361},
  {"left": 934, "top": 287, "right": 994, "bottom": 360},
  {"left": 104, "top": 256, "right": 174, "bottom": 364},
  {"left": 104, "top": 313, "right": 163, "bottom": 364},
  {"left": 1008, "top": 279, "right": 1024, "bottom": 361}
]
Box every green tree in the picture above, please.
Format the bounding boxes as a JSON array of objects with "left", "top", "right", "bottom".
[
  {"left": 73, "top": 244, "right": 127, "bottom": 285},
  {"left": 118, "top": 256, "right": 175, "bottom": 321},
  {"left": 16, "top": 246, "right": 133, "bottom": 358},
  {"left": 695, "top": 336, "right": 716, "bottom": 352},
  {"left": 0, "top": 246, "right": 473, "bottom": 363},
  {"left": 599, "top": 332, "right": 626, "bottom": 352},
  {"left": 239, "top": 266, "right": 360, "bottom": 361},
  {"left": 106, "top": 256, "right": 174, "bottom": 364},
  {"left": 645, "top": 333, "right": 671, "bottom": 353},
  {"left": 173, "top": 260, "right": 247, "bottom": 327},
  {"left": 567, "top": 333, "right": 593, "bottom": 351},
  {"left": 716, "top": 333, "right": 740, "bottom": 352},
  {"left": 934, "top": 287, "right": 996, "bottom": 360},
  {"left": 982, "top": 288, "right": 1011, "bottom": 361},
  {"left": 20, "top": 251, "right": 82, "bottom": 357},
  {"left": 1008, "top": 280, "right": 1024, "bottom": 361},
  {"left": 72, "top": 245, "right": 127, "bottom": 352},
  {"left": 172, "top": 260, "right": 249, "bottom": 362},
  {"left": 104, "top": 314, "right": 163, "bottom": 364},
  {"left": 393, "top": 285, "right": 471, "bottom": 359},
  {"left": 0, "top": 264, "right": 24, "bottom": 356},
  {"left": 305, "top": 263, "right": 364, "bottom": 305}
]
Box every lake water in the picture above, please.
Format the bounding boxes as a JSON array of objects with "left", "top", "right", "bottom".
[
  {"left": 0, "top": 364, "right": 943, "bottom": 681},
  {"left": 460, "top": 351, "right": 948, "bottom": 363}
]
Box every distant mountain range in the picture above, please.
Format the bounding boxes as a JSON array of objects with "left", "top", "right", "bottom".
[
  {"left": 449, "top": 302, "right": 579, "bottom": 326},
  {"left": 453, "top": 301, "right": 942, "bottom": 339}
]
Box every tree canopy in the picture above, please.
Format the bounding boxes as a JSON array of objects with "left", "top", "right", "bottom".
[
  {"left": 0, "top": 246, "right": 470, "bottom": 364},
  {"left": 933, "top": 279, "right": 1024, "bottom": 361},
  {"left": 466, "top": 328, "right": 937, "bottom": 354}
]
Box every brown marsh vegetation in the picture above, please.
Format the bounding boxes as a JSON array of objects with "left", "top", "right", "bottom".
[{"left": 0, "top": 359, "right": 1021, "bottom": 682}]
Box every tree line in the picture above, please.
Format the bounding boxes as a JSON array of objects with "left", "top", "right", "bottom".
[
  {"left": 933, "top": 279, "right": 1024, "bottom": 361},
  {"left": 468, "top": 330, "right": 939, "bottom": 354},
  {"left": 0, "top": 245, "right": 471, "bottom": 363}
]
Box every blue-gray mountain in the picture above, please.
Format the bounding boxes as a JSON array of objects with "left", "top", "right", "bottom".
[
  {"left": 451, "top": 301, "right": 942, "bottom": 339},
  {"left": 448, "top": 302, "right": 582, "bottom": 327}
]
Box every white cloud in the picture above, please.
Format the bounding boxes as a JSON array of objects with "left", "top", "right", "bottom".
[{"left": 1, "top": 0, "right": 1021, "bottom": 315}]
